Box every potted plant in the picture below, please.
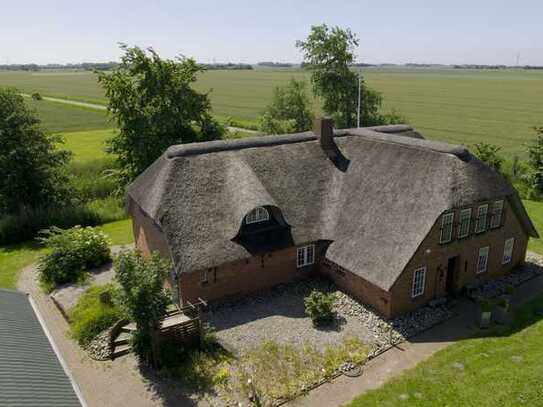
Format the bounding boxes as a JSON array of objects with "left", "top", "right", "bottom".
[
  {"left": 493, "top": 297, "right": 510, "bottom": 325},
  {"left": 479, "top": 300, "right": 493, "bottom": 328}
]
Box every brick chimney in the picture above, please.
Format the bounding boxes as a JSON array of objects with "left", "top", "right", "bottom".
[{"left": 313, "top": 117, "right": 337, "bottom": 159}]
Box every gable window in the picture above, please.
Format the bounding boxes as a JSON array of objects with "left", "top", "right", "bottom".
[
  {"left": 502, "top": 238, "right": 515, "bottom": 264},
  {"left": 475, "top": 204, "right": 489, "bottom": 233},
  {"left": 245, "top": 207, "right": 269, "bottom": 224},
  {"left": 297, "top": 244, "right": 315, "bottom": 268},
  {"left": 440, "top": 212, "right": 454, "bottom": 244},
  {"left": 477, "top": 246, "right": 490, "bottom": 273},
  {"left": 412, "top": 266, "right": 426, "bottom": 298},
  {"left": 490, "top": 200, "right": 504, "bottom": 229},
  {"left": 458, "top": 208, "right": 472, "bottom": 239}
]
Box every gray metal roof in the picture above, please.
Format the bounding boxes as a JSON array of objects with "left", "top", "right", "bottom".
[
  {"left": 0, "top": 288, "right": 82, "bottom": 407},
  {"left": 127, "top": 125, "right": 538, "bottom": 291}
]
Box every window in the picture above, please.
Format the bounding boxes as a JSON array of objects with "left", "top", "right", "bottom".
[
  {"left": 475, "top": 204, "right": 489, "bottom": 233},
  {"left": 201, "top": 269, "right": 208, "bottom": 284},
  {"left": 440, "top": 212, "right": 454, "bottom": 244},
  {"left": 503, "top": 238, "right": 515, "bottom": 264},
  {"left": 297, "top": 244, "right": 315, "bottom": 268},
  {"left": 412, "top": 266, "right": 426, "bottom": 298},
  {"left": 490, "top": 200, "right": 504, "bottom": 229},
  {"left": 458, "top": 208, "right": 472, "bottom": 239},
  {"left": 245, "top": 207, "right": 269, "bottom": 224},
  {"left": 477, "top": 246, "right": 490, "bottom": 273}
]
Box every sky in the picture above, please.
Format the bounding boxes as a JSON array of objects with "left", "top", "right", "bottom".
[{"left": 1, "top": 0, "right": 542, "bottom": 65}]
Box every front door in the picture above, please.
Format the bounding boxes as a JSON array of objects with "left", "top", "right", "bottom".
[{"left": 446, "top": 256, "right": 458, "bottom": 294}]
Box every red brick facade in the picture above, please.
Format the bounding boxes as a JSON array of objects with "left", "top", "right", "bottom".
[{"left": 132, "top": 197, "right": 530, "bottom": 318}]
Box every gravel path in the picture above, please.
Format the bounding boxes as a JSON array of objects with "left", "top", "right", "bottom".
[{"left": 206, "top": 278, "right": 453, "bottom": 357}]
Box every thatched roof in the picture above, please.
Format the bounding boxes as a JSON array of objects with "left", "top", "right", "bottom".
[{"left": 127, "top": 125, "right": 538, "bottom": 291}]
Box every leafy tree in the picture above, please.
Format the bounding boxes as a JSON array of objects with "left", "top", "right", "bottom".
[
  {"left": 473, "top": 143, "right": 504, "bottom": 173},
  {"left": 296, "top": 24, "right": 403, "bottom": 128},
  {"left": 527, "top": 127, "right": 543, "bottom": 195},
  {"left": 259, "top": 78, "right": 314, "bottom": 133},
  {"left": 114, "top": 250, "right": 171, "bottom": 362},
  {"left": 97, "top": 45, "right": 224, "bottom": 183},
  {"left": 0, "top": 87, "right": 71, "bottom": 214}
]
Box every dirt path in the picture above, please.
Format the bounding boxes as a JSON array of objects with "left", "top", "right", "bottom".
[{"left": 17, "top": 261, "right": 205, "bottom": 407}]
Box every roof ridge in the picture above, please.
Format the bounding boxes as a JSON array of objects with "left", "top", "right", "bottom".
[{"left": 165, "top": 126, "right": 471, "bottom": 161}]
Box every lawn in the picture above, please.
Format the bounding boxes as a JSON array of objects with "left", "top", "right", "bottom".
[
  {"left": 3, "top": 68, "right": 543, "bottom": 156},
  {"left": 26, "top": 98, "right": 110, "bottom": 133},
  {"left": 524, "top": 200, "right": 543, "bottom": 254},
  {"left": 347, "top": 294, "right": 543, "bottom": 407},
  {"left": 0, "top": 219, "right": 133, "bottom": 290}
]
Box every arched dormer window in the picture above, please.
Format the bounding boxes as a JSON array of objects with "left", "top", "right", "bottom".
[{"left": 245, "top": 207, "right": 270, "bottom": 224}]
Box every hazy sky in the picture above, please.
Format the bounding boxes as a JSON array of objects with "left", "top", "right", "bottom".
[{"left": 2, "top": 0, "right": 542, "bottom": 65}]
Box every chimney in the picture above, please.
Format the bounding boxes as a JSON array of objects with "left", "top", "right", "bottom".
[{"left": 313, "top": 117, "right": 337, "bottom": 159}]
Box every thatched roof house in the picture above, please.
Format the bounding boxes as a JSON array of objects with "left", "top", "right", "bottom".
[{"left": 127, "top": 120, "right": 537, "bottom": 317}]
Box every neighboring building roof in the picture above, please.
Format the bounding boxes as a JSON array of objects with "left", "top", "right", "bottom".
[
  {"left": 0, "top": 289, "right": 83, "bottom": 407},
  {"left": 127, "top": 124, "right": 538, "bottom": 291}
]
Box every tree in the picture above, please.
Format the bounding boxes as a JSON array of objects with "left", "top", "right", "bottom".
[
  {"left": 114, "top": 250, "right": 171, "bottom": 363},
  {"left": 97, "top": 45, "right": 224, "bottom": 183},
  {"left": 527, "top": 127, "right": 543, "bottom": 195},
  {"left": 473, "top": 143, "right": 504, "bottom": 173},
  {"left": 296, "top": 24, "right": 404, "bottom": 128},
  {"left": 259, "top": 78, "right": 314, "bottom": 133},
  {"left": 0, "top": 87, "right": 71, "bottom": 214}
]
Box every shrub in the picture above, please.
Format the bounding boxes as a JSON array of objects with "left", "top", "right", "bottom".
[
  {"left": 37, "top": 226, "right": 111, "bottom": 290},
  {"left": 304, "top": 290, "right": 336, "bottom": 324},
  {"left": 69, "top": 284, "right": 124, "bottom": 345},
  {"left": 31, "top": 92, "right": 42, "bottom": 101}
]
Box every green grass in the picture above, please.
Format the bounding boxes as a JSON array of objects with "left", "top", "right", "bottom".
[
  {"left": 62, "top": 129, "right": 116, "bottom": 163},
  {"left": 523, "top": 200, "right": 543, "bottom": 254},
  {"left": 0, "top": 219, "right": 133, "bottom": 290},
  {"left": 26, "top": 98, "right": 110, "bottom": 133},
  {"left": 347, "top": 294, "right": 543, "bottom": 407},
  {"left": 69, "top": 284, "right": 124, "bottom": 345},
  {"left": 3, "top": 68, "right": 543, "bottom": 155}
]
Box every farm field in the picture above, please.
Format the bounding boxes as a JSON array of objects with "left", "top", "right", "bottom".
[{"left": 1, "top": 68, "right": 543, "bottom": 155}]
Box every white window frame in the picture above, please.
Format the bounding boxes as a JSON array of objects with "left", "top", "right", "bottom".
[
  {"left": 475, "top": 204, "right": 489, "bottom": 233},
  {"left": 440, "top": 212, "right": 454, "bottom": 244},
  {"left": 297, "top": 244, "right": 315, "bottom": 268},
  {"left": 458, "top": 208, "right": 472, "bottom": 239},
  {"left": 412, "top": 266, "right": 426, "bottom": 298},
  {"left": 502, "top": 238, "right": 515, "bottom": 264},
  {"left": 201, "top": 269, "right": 208, "bottom": 284},
  {"left": 245, "top": 207, "right": 270, "bottom": 224},
  {"left": 490, "top": 200, "right": 504, "bottom": 229},
  {"left": 477, "top": 246, "right": 490, "bottom": 273}
]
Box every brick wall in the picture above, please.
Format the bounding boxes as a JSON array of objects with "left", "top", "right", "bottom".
[
  {"left": 319, "top": 259, "right": 392, "bottom": 317},
  {"left": 177, "top": 244, "right": 319, "bottom": 305},
  {"left": 389, "top": 198, "right": 529, "bottom": 316},
  {"left": 130, "top": 203, "right": 172, "bottom": 260}
]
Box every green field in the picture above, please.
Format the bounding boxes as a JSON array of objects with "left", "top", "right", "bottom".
[
  {"left": 63, "top": 128, "right": 116, "bottom": 162},
  {"left": 2, "top": 68, "right": 542, "bottom": 155},
  {"left": 26, "top": 98, "right": 109, "bottom": 132}
]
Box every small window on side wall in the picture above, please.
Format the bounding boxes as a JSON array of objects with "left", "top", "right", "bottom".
[
  {"left": 458, "top": 208, "right": 472, "bottom": 239},
  {"left": 440, "top": 212, "right": 454, "bottom": 244},
  {"left": 502, "top": 238, "right": 515, "bottom": 264},
  {"left": 477, "top": 246, "right": 490, "bottom": 273},
  {"left": 490, "top": 200, "right": 504, "bottom": 229},
  {"left": 412, "top": 266, "right": 426, "bottom": 298},
  {"left": 475, "top": 204, "right": 489, "bottom": 233},
  {"left": 245, "top": 207, "right": 270, "bottom": 224},
  {"left": 297, "top": 244, "right": 315, "bottom": 268}
]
